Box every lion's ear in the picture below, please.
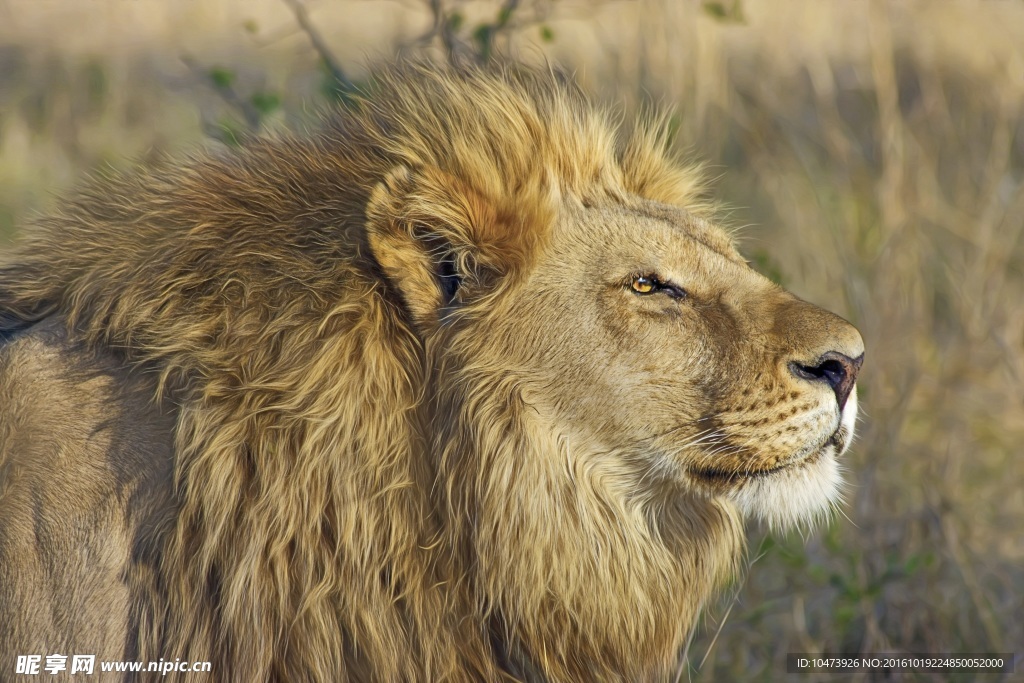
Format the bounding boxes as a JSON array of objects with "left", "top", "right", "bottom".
[
  {"left": 366, "top": 165, "right": 466, "bottom": 327},
  {"left": 367, "top": 164, "right": 529, "bottom": 329}
]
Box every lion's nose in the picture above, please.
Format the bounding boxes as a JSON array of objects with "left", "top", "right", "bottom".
[{"left": 789, "top": 352, "right": 863, "bottom": 410}]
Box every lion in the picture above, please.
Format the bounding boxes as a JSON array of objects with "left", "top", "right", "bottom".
[{"left": 0, "top": 62, "right": 863, "bottom": 681}]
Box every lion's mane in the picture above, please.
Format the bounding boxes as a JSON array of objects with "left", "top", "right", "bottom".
[{"left": 0, "top": 62, "right": 742, "bottom": 681}]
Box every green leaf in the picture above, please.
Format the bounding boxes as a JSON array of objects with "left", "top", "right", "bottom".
[
  {"left": 473, "top": 24, "right": 494, "bottom": 61},
  {"left": 447, "top": 11, "right": 464, "bottom": 32},
  {"left": 497, "top": 5, "right": 514, "bottom": 26},
  {"left": 702, "top": 0, "right": 745, "bottom": 23},
  {"left": 539, "top": 25, "right": 555, "bottom": 43},
  {"left": 250, "top": 91, "right": 281, "bottom": 116},
  {"left": 208, "top": 66, "right": 235, "bottom": 89},
  {"left": 703, "top": 2, "right": 727, "bottom": 19},
  {"left": 242, "top": 19, "right": 259, "bottom": 34}
]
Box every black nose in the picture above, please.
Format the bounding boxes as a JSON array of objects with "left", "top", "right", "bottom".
[{"left": 789, "top": 352, "right": 863, "bottom": 410}]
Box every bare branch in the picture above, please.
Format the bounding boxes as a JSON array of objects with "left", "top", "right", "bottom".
[
  {"left": 403, "top": 0, "right": 558, "bottom": 64},
  {"left": 280, "top": 0, "right": 352, "bottom": 91},
  {"left": 181, "top": 55, "right": 262, "bottom": 130},
  {"left": 421, "top": 0, "right": 465, "bottom": 61}
]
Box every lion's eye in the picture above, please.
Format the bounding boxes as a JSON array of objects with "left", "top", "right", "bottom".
[
  {"left": 631, "top": 275, "right": 657, "bottom": 294},
  {"left": 628, "top": 274, "right": 686, "bottom": 300}
]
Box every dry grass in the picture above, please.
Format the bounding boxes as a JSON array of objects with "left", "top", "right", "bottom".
[{"left": 2, "top": 0, "right": 1021, "bottom": 679}]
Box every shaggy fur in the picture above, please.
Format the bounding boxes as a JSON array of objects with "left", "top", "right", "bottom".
[{"left": 0, "top": 62, "right": 863, "bottom": 681}]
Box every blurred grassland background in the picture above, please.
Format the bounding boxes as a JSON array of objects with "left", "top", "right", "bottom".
[{"left": 1, "top": 0, "right": 1022, "bottom": 679}]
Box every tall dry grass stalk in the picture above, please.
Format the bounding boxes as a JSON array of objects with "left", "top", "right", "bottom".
[{"left": 1, "top": 0, "right": 1021, "bottom": 678}]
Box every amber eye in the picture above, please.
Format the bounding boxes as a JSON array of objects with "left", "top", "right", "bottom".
[
  {"left": 628, "top": 274, "right": 687, "bottom": 300},
  {"left": 630, "top": 275, "right": 658, "bottom": 294}
]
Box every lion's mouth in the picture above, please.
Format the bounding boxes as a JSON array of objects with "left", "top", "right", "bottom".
[
  {"left": 688, "top": 425, "right": 846, "bottom": 486},
  {"left": 689, "top": 460, "right": 793, "bottom": 484}
]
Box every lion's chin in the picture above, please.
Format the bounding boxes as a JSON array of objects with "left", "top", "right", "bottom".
[
  {"left": 722, "top": 388, "right": 858, "bottom": 531},
  {"left": 724, "top": 447, "right": 843, "bottom": 530}
]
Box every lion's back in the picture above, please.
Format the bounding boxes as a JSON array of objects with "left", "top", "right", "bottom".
[{"left": 0, "top": 319, "right": 178, "bottom": 668}]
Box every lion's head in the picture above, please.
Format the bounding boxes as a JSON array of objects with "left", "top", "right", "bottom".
[
  {"left": 364, "top": 66, "right": 862, "bottom": 522},
  {"left": 0, "top": 62, "right": 862, "bottom": 681}
]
